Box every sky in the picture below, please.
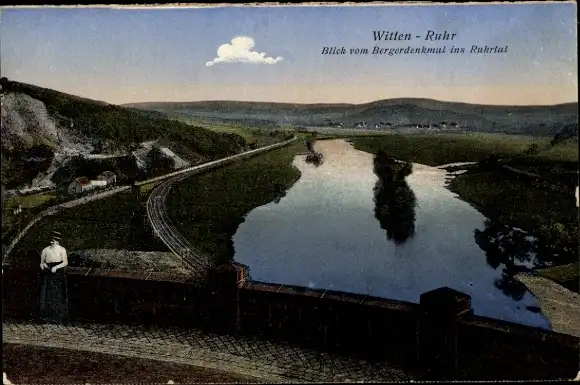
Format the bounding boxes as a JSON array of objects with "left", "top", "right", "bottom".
[{"left": 0, "top": 3, "right": 577, "bottom": 106}]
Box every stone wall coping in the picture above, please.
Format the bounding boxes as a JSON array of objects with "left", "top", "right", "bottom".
[
  {"left": 461, "top": 315, "right": 580, "bottom": 349},
  {"left": 65, "top": 266, "right": 198, "bottom": 284},
  {"left": 240, "top": 280, "right": 417, "bottom": 312}
]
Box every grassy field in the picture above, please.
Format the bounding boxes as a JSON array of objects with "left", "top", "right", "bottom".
[
  {"left": 352, "top": 132, "right": 567, "bottom": 166},
  {"left": 170, "top": 116, "right": 294, "bottom": 148},
  {"left": 10, "top": 188, "right": 159, "bottom": 267},
  {"left": 2, "top": 192, "right": 59, "bottom": 243},
  {"left": 535, "top": 263, "right": 579, "bottom": 293},
  {"left": 447, "top": 170, "right": 576, "bottom": 232},
  {"left": 166, "top": 142, "right": 302, "bottom": 265},
  {"left": 2, "top": 182, "right": 167, "bottom": 248}
]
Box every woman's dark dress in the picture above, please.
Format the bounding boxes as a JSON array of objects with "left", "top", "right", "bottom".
[{"left": 40, "top": 262, "right": 69, "bottom": 323}]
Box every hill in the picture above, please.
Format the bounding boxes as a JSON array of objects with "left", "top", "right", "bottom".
[
  {"left": 125, "top": 98, "right": 578, "bottom": 136},
  {"left": 0, "top": 79, "right": 246, "bottom": 190}
]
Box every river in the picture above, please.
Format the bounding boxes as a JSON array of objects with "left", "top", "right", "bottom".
[{"left": 232, "top": 139, "right": 550, "bottom": 329}]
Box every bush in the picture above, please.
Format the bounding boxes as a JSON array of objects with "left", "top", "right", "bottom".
[
  {"left": 477, "top": 154, "right": 499, "bottom": 171},
  {"left": 525, "top": 144, "right": 540, "bottom": 155},
  {"left": 536, "top": 221, "right": 577, "bottom": 264}
]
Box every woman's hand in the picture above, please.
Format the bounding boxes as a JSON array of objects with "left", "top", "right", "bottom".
[
  {"left": 40, "top": 263, "right": 47, "bottom": 270},
  {"left": 51, "top": 266, "right": 57, "bottom": 273}
]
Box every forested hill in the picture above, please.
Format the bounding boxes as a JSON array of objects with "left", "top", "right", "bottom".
[
  {"left": 0, "top": 78, "right": 247, "bottom": 189},
  {"left": 126, "top": 98, "right": 578, "bottom": 136}
]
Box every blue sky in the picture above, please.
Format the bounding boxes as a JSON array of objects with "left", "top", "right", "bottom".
[{"left": 1, "top": 3, "right": 577, "bottom": 105}]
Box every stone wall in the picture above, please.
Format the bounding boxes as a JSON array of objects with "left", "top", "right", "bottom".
[{"left": 3, "top": 264, "right": 579, "bottom": 381}]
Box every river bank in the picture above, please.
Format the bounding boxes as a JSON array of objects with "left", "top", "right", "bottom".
[
  {"left": 167, "top": 142, "right": 302, "bottom": 265},
  {"left": 515, "top": 273, "right": 580, "bottom": 338},
  {"left": 351, "top": 133, "right": 578, "bottom": 285}
]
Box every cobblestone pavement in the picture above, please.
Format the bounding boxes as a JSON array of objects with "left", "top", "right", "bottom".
[{"left": 3, "top": 320, "right": 413, "bottom": 383}]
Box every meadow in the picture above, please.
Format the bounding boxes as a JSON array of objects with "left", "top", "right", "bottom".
[
  {"left": 536, "top": 263, "right": 579, "bottom": 293},
  {"left": 2, "top": 192, "right": 58, "bottom": 244},
  {"left": 10, "top": 189, "right": 152, "bottom": 265},
  {"left": 352, "top": 132, "right": 577, "bottom": 166},
  {"left": 169, "top": 116, "right": 294, "bottom": 148},
  {"left": 166, "top": 142, "right": 302, "bottom": 265}
]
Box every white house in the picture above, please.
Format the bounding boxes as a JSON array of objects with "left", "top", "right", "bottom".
[
  {"left": 68, "top": 177, "right": 107, "bottom": 195},
  {"left": 88, "top": 180, "right": 107, "bottom": 189},
  {"left": 12, "top": 204, "right": 22, "bottom": 215},
  {"left": 97, "top": 171, "right": 117, "bottom": 184}
]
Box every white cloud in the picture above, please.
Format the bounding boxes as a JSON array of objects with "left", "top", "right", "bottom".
[{"left": 205, "top": 36, "right": 283, "bottom": 67}]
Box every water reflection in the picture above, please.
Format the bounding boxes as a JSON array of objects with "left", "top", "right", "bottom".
[
  {"left": 474, "top": 220, "right": 536, "bottom": 301},
  {"left": 305, "top": 138, "right": 325, "bottom": 167},
  {"left": 372, "top": 151, "right": 417, "bottom": 245},
  {"left": 232, "top": 140, "right": 550, "bottom": 328}
]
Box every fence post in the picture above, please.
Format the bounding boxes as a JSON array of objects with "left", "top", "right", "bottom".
[
  {"left": 207, "top": 263, "right": 240, "bottom": 332},
  {"left": 417, "top": 287, "right": 473, "bottom": 381}
]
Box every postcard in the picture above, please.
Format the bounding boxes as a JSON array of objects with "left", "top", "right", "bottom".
[{"left": 1, "top": 2, "right": 578, "bottom": 384}]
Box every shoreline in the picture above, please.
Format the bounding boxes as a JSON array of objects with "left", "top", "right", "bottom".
[{"left": 515, "top": 273, "right": 580, "bottom": 338}]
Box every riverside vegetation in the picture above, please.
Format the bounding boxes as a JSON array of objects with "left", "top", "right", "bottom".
[
  {"left": 352, "top": 133, "right": 578, "bottom": 292},
  {"left": 166, "top": 142, "right": 302, "bottom": 265}
]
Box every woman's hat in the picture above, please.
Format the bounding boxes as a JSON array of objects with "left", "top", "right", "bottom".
[{"left": 51, "top": 231, "right": 62, "bottom": 241}]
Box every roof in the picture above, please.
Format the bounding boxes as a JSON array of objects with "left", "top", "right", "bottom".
[
  {"left": 74, "top": 177, "right": 90, "bottom": 185},
  {"left": 98, "top": 170, "right": 116, "bottom": 178}
]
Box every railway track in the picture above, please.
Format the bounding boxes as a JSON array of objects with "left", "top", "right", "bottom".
[
  {"left": 145, "top": 137, "right": 297, "bottom": 275},
  {"left": 146, "top": 174, "right": 212, "bottom": 274}
]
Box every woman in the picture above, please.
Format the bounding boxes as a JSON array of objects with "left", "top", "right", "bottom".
[{"left": 39, "top": 231, "right": 69, "bottom": 323}]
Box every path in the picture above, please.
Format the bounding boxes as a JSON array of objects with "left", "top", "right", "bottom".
[
  {"left": 2, "top": 186, "right": 130, "bottom": 266},
  {"left": 515, "top": 273, "right": 580, "bottom": 338},
  {"left": 2, "top": 321, "right": 412, "bottom": 383}
]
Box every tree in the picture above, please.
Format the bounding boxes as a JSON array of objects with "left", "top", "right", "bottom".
[
  {"left": 525, "top": 143, "right": 540, "bottom": 155},
  {"left": 0, "top": 77, "right": 9, "bottom": 90},
  {"left": 478, "top": 154, "right": 499, "bottom": 171},
  {"left": 146, "top": 147, "right": 174, "bottom": 177},
  {"left": 305, "top": 138, "right": 316, "bottom": 152},
  {"left": 551, "top": 124, "right": 578, "bottom": 147}
]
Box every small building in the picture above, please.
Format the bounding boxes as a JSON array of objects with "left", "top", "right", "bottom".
[
  {"left": 13, "top": 204, "right": 22, "bottom": 215},
  {"left": 97, "top": 171, "right": 117, "bottom": 185},
  {"left": 69, "top": 178, "right": 107, "bottom": 195},
  {"left": 89, "top": 180, "right": 107, "bottom": 189},
  {"left": 68, "top": 177, "right": 91, "bottom": 195}
]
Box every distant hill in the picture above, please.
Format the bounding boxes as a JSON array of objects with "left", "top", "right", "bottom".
[
  {"left": 125, "top": 98, "right": 579, "bottom": 136},
  {"left": 0, "top": 79, "right": 246, "bottom": 190}
]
